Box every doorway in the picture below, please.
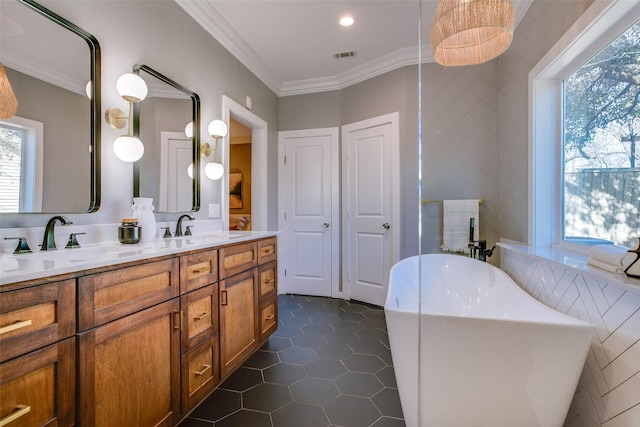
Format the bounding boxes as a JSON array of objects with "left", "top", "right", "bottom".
[
  {"left": 228, "top": 119, "right": 252, "bottom": 230},
  {"left": 222, "top": 95, "right": 267, "bottom": 231}
]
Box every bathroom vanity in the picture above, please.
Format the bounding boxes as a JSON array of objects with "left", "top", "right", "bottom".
[{"left": 0, "top": 232, "right": 278, "bottom": 426}]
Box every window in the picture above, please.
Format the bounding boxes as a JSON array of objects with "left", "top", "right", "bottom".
[
  {"left": 562, "top": 20, "right": 640, "bottom": 247},
  {"left": 0, "top": 124, "right": 24, "bottom": 212},
  {"left": 531, "top": 0, "right": 640, "bottom": 250},
  {"left": 0, "top": 117, "right": 43, "bottom": 212}
]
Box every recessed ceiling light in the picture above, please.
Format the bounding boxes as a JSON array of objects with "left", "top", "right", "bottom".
[{"left": 339, "top": 16, "right": 355, "bottom": 27}]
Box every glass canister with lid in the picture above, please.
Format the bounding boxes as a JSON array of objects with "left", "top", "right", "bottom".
[{"left": 118, "top": 218, "right": 141, "bottom": 244}]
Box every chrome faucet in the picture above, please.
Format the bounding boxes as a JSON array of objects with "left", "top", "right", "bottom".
[
  {"left": 41, "top": 216, "right": 72, "bottom": 251},
  {"left": 175, "top": 214, "right": 195, "bottom": 237}
]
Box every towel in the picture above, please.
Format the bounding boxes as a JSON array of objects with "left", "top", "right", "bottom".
[
  {"left": 588, "top": 242, "right": 638, "bottom": 274},
  {"left": 441, "top": 199, "right": 479, "bottom": 253}
]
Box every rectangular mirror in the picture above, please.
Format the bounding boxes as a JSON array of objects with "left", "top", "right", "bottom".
[
  {"left": 0, "top": 0, "right": 101, "bottom": 213},
  {"left": 133, "top": 65, "right": 200, "bottom": 213}
]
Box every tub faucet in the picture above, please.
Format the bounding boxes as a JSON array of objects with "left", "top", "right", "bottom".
[
  {"left": 41, "top": 216, "right": 72, "bottom": 251},
  {"left": 470, "top": 240, "right": 495, "bottom": 262},
  {"left": 175, "top": 214, "right": 195, "bottom": 237}
]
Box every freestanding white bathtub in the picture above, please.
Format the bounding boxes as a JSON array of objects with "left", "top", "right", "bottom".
[{"left": 384, "top": 254, "right": 593, "bottom": 427}]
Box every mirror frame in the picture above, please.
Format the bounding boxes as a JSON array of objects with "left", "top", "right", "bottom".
[
  {"left": 132, "top": 64, "right": 201, "bottom": 212},
  {"left": 16, "top": 0, "right": 102, "bottom": 213}
]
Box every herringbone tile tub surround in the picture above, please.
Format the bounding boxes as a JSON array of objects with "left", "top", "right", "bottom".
[{"left": 501, "top": 248, "right": 640, "bottom": 427}]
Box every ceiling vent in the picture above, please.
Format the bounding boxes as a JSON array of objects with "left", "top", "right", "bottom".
[{"left": 333, "top": 51, "right": 357, "bottom": 60}]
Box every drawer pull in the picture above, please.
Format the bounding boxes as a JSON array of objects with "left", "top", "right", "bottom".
[
  {"left": 194, "top": 312, "right": 210, "bottom": 321},
  {"left": 221, "top": 290, "right": 228, "bottom": 306},
  {"left": 0, "top": 319, "right": 32, "bottom": 336},
  {"left": 0, "top": 405, "right": 31, "bottom": 427},
  {"left": 261, "top": 247, "right": 274, "bottom": 255},
  {"left": 264, "top": 279, "right": 275, "bottom": 285},
  {"left": 194, "top": 364, "right": 212, "bottom": 377},
  {"left": 191, "top": 266, "right": 209, "bottom": 274},
  {"left": 265, "top": 314, "right": 275, "bottom": 321},
  {"left": 174, "top": 311, "right": 183, "bottom": 331}
]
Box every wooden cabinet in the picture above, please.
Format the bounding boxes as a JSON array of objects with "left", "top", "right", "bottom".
[
  {"left": 0, "top": 279, "right": 76, "bottom": 426},
  {"left": 180, "top": 250, "right": 217, "bottom": 294},
  {"left": 0, "top": 234, "right": 277, "bottom": 427},
  {"left": 219, "top": 242, "right": 257, "bottom": 279},
  {"left": 219, "top": 237, "right": 278, "bottom": 378},
  {"left": 179, "top": 283, "right": 219, "bottom": 414},
  {"left": 0, "top": 337, "right": 75, "bottom": 427},
  {"left": 77, "top": 258, "right": 179, "bottom": 331},
  {"left": 181, "top": 336, "right": 219, "bottom": 413},
  {"left": 0, "top": 280, "right": 75, "bottom": 363},
  {"left": 77, "top": 258, "right": 183, "bottom": 427},
  {"left": 78, "top": 299, "right": 181, "bottom": 427},
  {"left": 219, "top": 268, "right": 258, "bottom": 378}
]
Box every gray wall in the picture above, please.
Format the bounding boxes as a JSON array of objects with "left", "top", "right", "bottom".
[
  {"left": 1, "top": 0, "right": 279, "bottom": 229},
  {"left": 499, "top": 0, "right": 594, "bottom": 244},
  {"left": 278, "top": 1, "right": 595, "bottom": 264}
]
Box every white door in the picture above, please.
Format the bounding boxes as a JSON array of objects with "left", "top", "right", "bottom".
[
  {"left": 342, "top": 112, "right": 400, "bottom": 306},
  {"left": 160, "top": 131, "right": 192, "bottom": 212},
  {"left": 278, "top": 128, "right": 340, "bottom": 298}
]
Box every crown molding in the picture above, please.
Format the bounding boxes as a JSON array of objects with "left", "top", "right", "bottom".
[
  {"left": 176, "top": 0, "right": 534, "bottom": 97},
  {"left": 175, "top": 0, "right": 282, "bottom": 95}
]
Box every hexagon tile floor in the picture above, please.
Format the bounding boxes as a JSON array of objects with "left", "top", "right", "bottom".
[{"left": 179, "top": 294, "right": 405, "bottom": 427}]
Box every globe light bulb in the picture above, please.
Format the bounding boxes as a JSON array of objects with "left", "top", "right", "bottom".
[
  {"left": 204, "top": 162, "right": 224, "bottom": 180},
  {"left": 113, "top": 135, "right": 144, "bottom": 162}
]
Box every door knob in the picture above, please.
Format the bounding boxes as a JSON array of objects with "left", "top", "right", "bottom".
[
  {"left": 322, "top": 222, "right": 330, "bottom": 228},
  {"left": 382, "top": 223, "right": 390, "bottom": 229}
]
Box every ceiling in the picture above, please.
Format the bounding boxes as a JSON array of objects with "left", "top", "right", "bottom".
[{"left": 176, "top": 0, "right": 533, "bottom": 97}]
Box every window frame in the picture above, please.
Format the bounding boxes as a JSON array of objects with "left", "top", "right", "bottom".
[
  {"left": 0, "top": 116, "right": 44, "bottom": 212},
  {"left": 529, "top": 0, "right": 640, "bottom": 253}
]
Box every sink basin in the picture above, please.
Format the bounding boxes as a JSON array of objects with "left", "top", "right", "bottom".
[{"left": 2, "top": 244, "right": 153, "bottom": 264}]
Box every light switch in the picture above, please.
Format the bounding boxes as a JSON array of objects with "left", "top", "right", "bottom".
[{"left": 209, "top": 203, "right": 220, "bottom": 218}]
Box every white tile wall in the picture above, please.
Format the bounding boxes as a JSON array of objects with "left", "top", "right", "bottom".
[{"left": 501, "top": 248, "right": 640, "bottom": 427}]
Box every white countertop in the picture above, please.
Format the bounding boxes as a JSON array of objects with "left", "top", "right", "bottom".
[
  {"left": 0, "top": 231, "right": 279, "bottom": 286},
  {"left": 498, "top": 241, "right": 640, "bottom": 294}
]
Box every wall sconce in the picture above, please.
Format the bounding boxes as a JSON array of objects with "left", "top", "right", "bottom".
[
  {"left": 105, "top": 73, "right": 148, "bottom": 162},
  {"left": 205, "top": 119, "right": 227, "bottom": 180},
  {"left": 184, "top": 119, "right": 227, "bottom": 180},
  {"left": 0, "top": 63, "right": 19, "bottom": 119}
]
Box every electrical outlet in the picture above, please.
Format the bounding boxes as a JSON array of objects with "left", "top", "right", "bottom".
[{"left": 209, "top": 203, "right": 220, "bottom": 218}]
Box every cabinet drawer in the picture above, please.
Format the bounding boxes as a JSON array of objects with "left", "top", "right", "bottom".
[
  {"left": 257, "top": 237, "right": 277, "bottom": 265},
  {"left": 78, "top": 258, "right": 179, "bottom": 331},
  {"left": 181, "top": 335, "right": 219, "bottom": 414},
  {"left": 181, "top": 283, "right": 219, "bottom": 352},
  {"left": 180, "top": 249, "right": 218, "bottom": 294},
  {"left": 0, "top": 280, "right": 75, "bottom": 363},
  {"left": 259, "top": 296, "right": 278, "bottom": 343},
  {"left": 0, "top": 337, "right": 75, "bottom": 426},
  {"left": 258, "top": 261, "right": 277, "bottom": 303},
  {"left": 218, "top": 242, "right": 257, "bottom": 279}
]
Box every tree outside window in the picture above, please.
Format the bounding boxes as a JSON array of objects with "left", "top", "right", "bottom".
[{"left": 563, "top": 19, "right": 640, "bottom": 247}]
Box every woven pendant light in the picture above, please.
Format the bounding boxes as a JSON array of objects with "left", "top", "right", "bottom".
[
  {"left": 0, "top": 63, "right": 19, "bottom": 119},
  {"left": 430, "top": 0, "right": 515, "bottom": 66}
]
